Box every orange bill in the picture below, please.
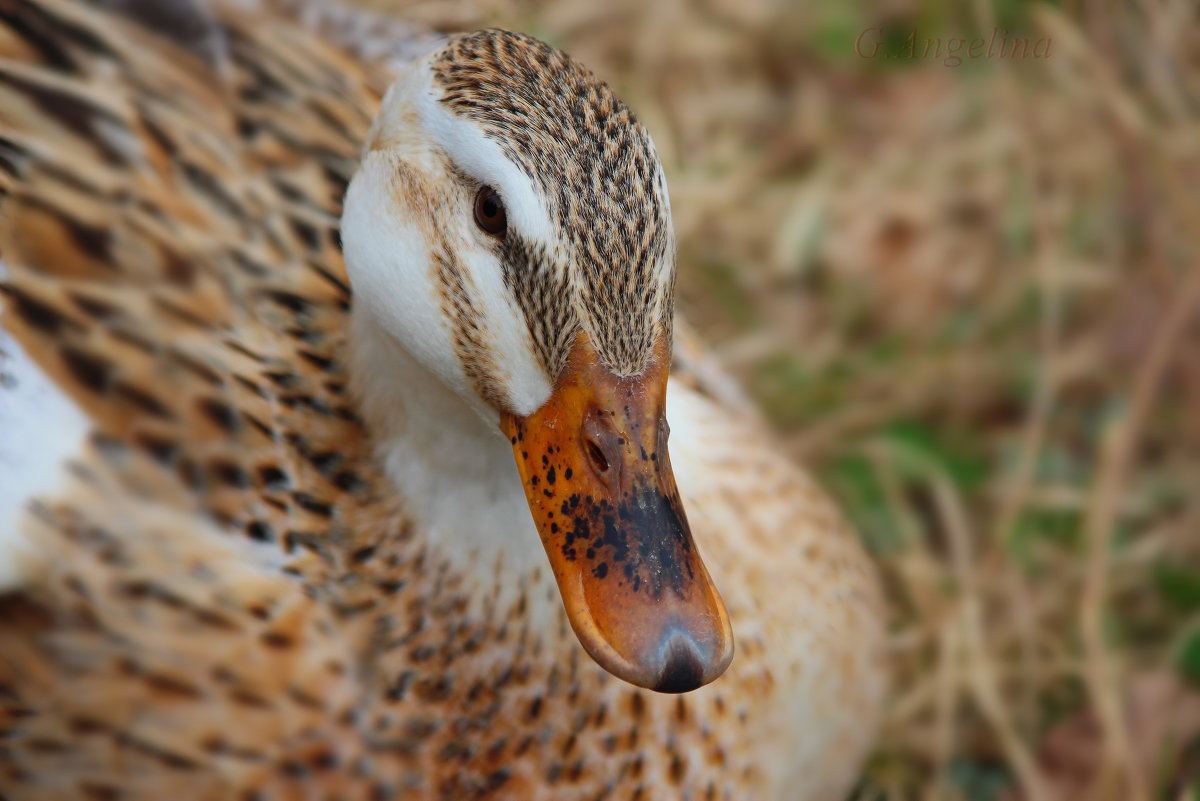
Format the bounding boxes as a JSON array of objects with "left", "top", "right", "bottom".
[{"left": 500, "top": 333, "right": 734, "bottom": 693}]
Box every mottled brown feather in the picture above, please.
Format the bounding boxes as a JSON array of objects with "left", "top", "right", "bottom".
[
  {"left": 434, "top": 30, "right": 673, "bottom": 377},
  {"left": 0, "top": 2, "right": 885, "bottom": 799}
]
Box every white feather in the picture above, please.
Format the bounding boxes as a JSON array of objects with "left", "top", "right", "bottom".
[
  {"left": 344, "top": 56, "right": 555, "bottom": 421},
  {"left": 0, "top": 266, "right": 90, "bottom": 592}
]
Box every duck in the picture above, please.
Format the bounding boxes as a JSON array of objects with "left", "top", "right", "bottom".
[{"left": 0, "top": 1, "right": 887, "bottom": 799}]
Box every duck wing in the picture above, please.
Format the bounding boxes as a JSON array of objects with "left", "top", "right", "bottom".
[
  {"left": 0, "top": 2, "right": 426, "bottom": 795},
  {"left": 0, "top": 0, "right": 414, "bottom": 561}
]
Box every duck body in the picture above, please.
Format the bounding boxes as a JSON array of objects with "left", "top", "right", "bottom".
[{"left": 0, "top": 1, "right": 886, "bottom": 799}]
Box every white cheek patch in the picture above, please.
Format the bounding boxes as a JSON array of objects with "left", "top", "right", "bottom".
[
  {"left": 457, "top": 246, "right": 552, "bottom": 416},
  {"left": 413, "top": 61, "right": 554, "bottom": 245},
  {"left": 342, "top": 152, "right": 477, "bottom": 406},
  {"left": 344, "top": 56, "right": 570, "bottom": 420},
  {"left": 343, "top": 149, "right": 552, "bottom": 419}
]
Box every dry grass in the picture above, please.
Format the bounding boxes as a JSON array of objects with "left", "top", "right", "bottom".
[{"left": 353, "top": 1, "right": 1200, "bottom": 798}]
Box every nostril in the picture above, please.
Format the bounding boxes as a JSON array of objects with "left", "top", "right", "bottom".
[{"left": 584, "top": 437, "right": 609, "bottom": 475}]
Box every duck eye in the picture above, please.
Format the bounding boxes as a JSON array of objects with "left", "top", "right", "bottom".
[{"left": 473, "top": 186, "right": 507, "bottom": 237}]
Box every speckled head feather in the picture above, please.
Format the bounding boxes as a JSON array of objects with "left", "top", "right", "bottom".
[{"left": 432, "top": 29, "right": 674, "bottom": 378}]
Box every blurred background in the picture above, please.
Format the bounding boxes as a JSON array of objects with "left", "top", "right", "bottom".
[{"left": 359, "top": 1, "right": 1198, "bottom": 799}]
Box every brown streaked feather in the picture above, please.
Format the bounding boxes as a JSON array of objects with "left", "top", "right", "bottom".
[
  {"left": 434, "top": 29, "right": 673, "bottom": 377},
  {"left": 0, "top": 449, "right": 377, "bottom": 800},
  {"left": 0, "top": 0, "right": 380, "bottom": 553},
  {"left": 0, "top": 2, "right": 884, "bottom": 799},
  {"left": 0, "top": 4, "right": 409, "bottom": 792}
]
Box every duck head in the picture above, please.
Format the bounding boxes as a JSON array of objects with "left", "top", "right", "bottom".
[{"left": 342, "top": 29, "right": 733, "bottom": 693}]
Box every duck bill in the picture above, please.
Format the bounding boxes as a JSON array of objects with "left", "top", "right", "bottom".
[{"left": 500, "top": 333, "right": 733, "bottom": 693}]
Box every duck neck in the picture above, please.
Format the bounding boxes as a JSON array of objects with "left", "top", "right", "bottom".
[{"left": 348, "top": 312, "right": 547, "bottom": 583}]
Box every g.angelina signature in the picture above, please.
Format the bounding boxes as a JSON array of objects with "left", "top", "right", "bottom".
[{"left": 855, "top": 27, "right": 1053, "bottom": 67}]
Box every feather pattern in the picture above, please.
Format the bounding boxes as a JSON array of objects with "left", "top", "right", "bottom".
[{"left": 0, "top": 1, "right": 887, "bottom": 799}]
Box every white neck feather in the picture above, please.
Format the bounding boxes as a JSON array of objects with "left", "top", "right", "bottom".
[{"left": 348, "top": 311, "right": 548, "bottom": 585}]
